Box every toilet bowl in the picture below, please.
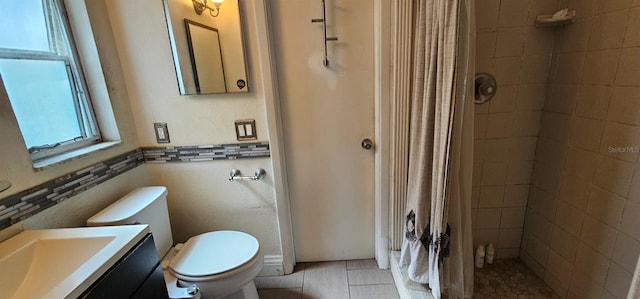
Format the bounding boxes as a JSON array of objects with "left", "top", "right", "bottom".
[{"left": 87, "top": 186, "right": 263, "bottom": 299}]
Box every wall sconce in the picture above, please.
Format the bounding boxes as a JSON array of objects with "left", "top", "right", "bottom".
[{"left": 192, "top": 0, "right": 223, "bottom": 17}]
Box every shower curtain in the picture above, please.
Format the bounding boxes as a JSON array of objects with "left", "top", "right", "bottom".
[{"left": 398, "top": 0, "right": 474, "bottom": 298}]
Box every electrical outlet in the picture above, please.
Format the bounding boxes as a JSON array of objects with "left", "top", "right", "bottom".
[
  {"left": 235, "top": 120, "right": 257, "bottom": 141},
  {"left": 154, "top": 122, "right": 170, "bottom": 143}
]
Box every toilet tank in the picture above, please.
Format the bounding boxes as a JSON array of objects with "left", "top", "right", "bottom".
[{"left": 87, "top": 186, "right": 173, "bottom": 259}]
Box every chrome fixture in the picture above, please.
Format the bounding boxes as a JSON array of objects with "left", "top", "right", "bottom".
[
  {"left": 192, "top": 0, "right": 223, "bottom": 17},
  {"left": 361, "top": 138, "right": 374, "bottom": 150},
  {"left": 311, "top": 0, "right": 338, "bottom": 67},
  {"left": 474, "top": 73, "right": 497, "bottom": 104},
  {"left": 229, "top": 168, "right": 266, "bottom": 181}
]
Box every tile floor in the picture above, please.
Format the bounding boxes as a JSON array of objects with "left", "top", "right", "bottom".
[
  {"left": 474, "top": 259, "right": 561, "bottom": 299},
  {"left": 255, "top": 259, "right": 400, "bottom": 299}
]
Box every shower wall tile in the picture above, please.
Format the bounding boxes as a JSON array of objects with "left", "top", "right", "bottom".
[
  {"left": 620, "top": 202, "right": 640, "bottom": 240},
  {"left": 495, "top": 28, "right": 525, "bottom": 58},
  {"left": 520, "top": 55, "right": 552, "bottom": 84},
  {"left": 612, "top": 232, "right": 640, "bottom": 273},
  {"left": 493, "top": 57, "right": 522, "bottom": 85},
  {"left": 500, "top": 208, "right": 527, "bottom": 228},
  {"left": 563, "top": 148, "right": 598, "bottom": 181},
  {"left": 582, "top": 49, "right": 621, "bottom": 85},
  {"left": 476, "top": 0, "right": 500, "bottom": 29},
  {"left": 608, "top": 87, "right": 640, "bottom": 125},
  {"left": 604, "top": 262, "right": 633, "bottom": 298},
  {"left": 486, "top": 113, "right": 513, "bottom": 138},
  {"left": 615, "top": 48, "right": 640, "bottom": 86},
  {"left": 479, "top": 185, "right": 505, "bottom": 208},
  {"left": 623, "top": 8, "right": 640, "bottom": 47},
  {"left": 473, "top": 0, "right": 557, "bottom": 259},
  {"left": 521, "top": 1, "right": 640, "bottom": 296},
  {"left": 550, "top": 226, "right": 580, "bottom": 262},
  {"left": 565, "top": 0, "right": 598, "bottom": 19},
  {"left": 512, "top": 111, "right": 542, "bottom": 136},
  {"left": 483, "top": 139, "right": 510, "bottom": 162},
  {"left": 498, "top": 228, "right": 523, "bottom": 248},
  {"left": 545, "top": 84, "right": 578, "bottom": 114},
  {"left": 504, "top": 185, "right": 530, "bottom": 207},
  {"left": 524, "top": 27, "right": 556, "bottom": 55},
  {"left": 596, "top": 0, "right": 634, "bottom": 14},
  {"left": 575, "top": 84, "right": 611, "bottom": 120},
  {"left": 592, "top": 156, "right": 634, "bottom": 196},
  {"left": 599, "top": 123, "right": 640, "bottom": 162},
  {"left": 477, "top": 208, "right": 502, "bottom": 229},
  {"left": 569, "top": 117, "right": 604, "bottom": 151},
  {"left": 516, "top": 84, "right": 546, "bottom": 111},
  {"left": 475, "top": 31, "right": 497, "bottom": 59},
  {"left": 588, "top": 10, "right": 630, "bottom": 50},
  {"left": 508, "top": 137, "right": 538, "bottom": 161},
  {"left": 550, "top": 53, "right": 585, "bottom": 84},
  {"left": 586, "top": 187, "right": 626, "bottom": 228},
  {"left": 557, "top": 17, "right": 594, "bottom": 53},
  {"left": 498, "top": 0, "right": 529, "bottom": 27},
  {"left": 488, "top": 85, "right": 517, "bottom": 113},
  {"left": 506, "top": 161, "right": 534, "bottom": 184},
  {"left": 480, "top": 162, "right": 508, "bottom": 186},
  {"left": 539, "top": 112, "right": 571, "bottom": 142},
  {"left": 557, "top": 175, "right": 591, "bottom": 210},
  {"left": 554, "top": 201, "right": 584, "bottom": 237},
  {"left": 580, "top": 215, "right": 617, "bottom": 257}
]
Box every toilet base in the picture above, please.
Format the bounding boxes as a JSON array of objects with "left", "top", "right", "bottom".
[{"left": 218, "top": 281, "right": 259, "bottom": 299}]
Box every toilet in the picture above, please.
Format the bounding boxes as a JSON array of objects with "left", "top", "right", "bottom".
[{"left": 87, "top": 186, "right": 263, "bottom": 299}]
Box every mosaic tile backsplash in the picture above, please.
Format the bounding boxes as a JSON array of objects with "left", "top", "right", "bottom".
[
  {"left": 0, "top": 149, "right": 144, "bottom": 230},
  {"left": 142, "top": 142, "right": 270, "bottom": 163},
  {"left": 0, "top": 142, "right": 270, "bottom": 230}
]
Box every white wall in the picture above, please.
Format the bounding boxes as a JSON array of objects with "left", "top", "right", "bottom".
[{"left": 104, "top": 0, "right": 282, "bottom": 258}]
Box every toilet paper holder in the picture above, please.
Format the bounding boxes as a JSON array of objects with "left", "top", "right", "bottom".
[{"left": 229, "top": 168, "right": 266, "bottom": 181}]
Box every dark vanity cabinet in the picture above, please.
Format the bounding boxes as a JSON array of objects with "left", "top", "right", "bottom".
[{"left": 80, "top": 234, "right": 169, "bottom": 299}]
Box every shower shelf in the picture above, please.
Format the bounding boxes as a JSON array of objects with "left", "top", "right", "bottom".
[{"left": 535, "top": 9, "right": 576, "bottom": 27}]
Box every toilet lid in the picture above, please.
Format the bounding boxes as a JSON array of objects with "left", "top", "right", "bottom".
[{"left": 169, "top": 230, "right": 260, "bottom": 277}]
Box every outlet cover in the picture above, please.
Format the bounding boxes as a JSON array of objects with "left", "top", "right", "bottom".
[{"left": 154, "top": 122, "right": 170, "bottom": 143}]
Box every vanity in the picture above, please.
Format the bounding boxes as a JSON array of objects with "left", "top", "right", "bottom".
[{"left": 0, "top": 225, "right": 169, "bottom": 299}]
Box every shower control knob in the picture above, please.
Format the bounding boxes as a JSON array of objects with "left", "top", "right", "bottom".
[{"left": 361, "top": 138, "right": 374, "bottom": 150}]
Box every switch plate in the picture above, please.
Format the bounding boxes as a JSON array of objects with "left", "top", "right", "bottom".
[
  {"left": 235, "top": 120, "right": 257, "bottom": 141},
  {"left": 154, "top": 122, "right": 170, "bottom": 143}
]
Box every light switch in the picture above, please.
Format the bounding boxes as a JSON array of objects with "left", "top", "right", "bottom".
[{"left": 235, "top": 120, "right": 257, "bottom": 141}]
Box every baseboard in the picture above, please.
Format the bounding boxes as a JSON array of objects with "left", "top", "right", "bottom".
[{"left": 258, "top": 255, "right": 284, "bottom": 276}]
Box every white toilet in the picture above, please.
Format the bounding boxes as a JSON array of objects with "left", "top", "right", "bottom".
[{"left": 87, "top": 186, "right": 263, "bottom": 299}]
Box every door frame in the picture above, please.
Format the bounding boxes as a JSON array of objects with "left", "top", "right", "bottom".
[{"left": 257, "top": 0, "right": 393, "bottom": 273}]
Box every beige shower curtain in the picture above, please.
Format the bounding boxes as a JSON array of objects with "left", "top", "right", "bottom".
[{"left": 399, "top": 0, "right": 474, "bottom": 298}]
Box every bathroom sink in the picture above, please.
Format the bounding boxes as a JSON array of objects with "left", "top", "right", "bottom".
[{"left": 0, "top": 225, "right": 149, "bottom": 299}]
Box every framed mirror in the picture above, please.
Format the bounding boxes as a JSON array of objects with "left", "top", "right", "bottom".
[{"left": 163, "top": 0, "right": 249, "bottom": 95}]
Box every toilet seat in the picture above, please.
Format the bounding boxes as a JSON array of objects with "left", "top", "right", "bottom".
[{"left": 169, "top": 230, "right": 260, "bottom": 279}]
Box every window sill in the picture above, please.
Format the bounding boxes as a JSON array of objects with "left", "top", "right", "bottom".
[{"left": 33, "top": 141, "right": 121, "bottom": 170}]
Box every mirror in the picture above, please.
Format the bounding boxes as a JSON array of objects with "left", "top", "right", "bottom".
[{"left": 163, "top": 0, "right": 249, "bottom": 95}]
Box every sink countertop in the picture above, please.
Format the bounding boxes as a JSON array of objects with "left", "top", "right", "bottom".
[{"left": 0, "top": 225, "right": 150, "bottom": 299}]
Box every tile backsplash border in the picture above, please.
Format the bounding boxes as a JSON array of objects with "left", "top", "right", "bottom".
[
  {"left": 142, "top": 142, "right": 270, "bottom": 163},
  {"left": 0, "top": 142, "right": 270, "bottom": 231}
]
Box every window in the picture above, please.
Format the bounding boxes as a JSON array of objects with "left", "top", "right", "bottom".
[{"left": 0, "top": 0, "right": 100, "bottom": 161}]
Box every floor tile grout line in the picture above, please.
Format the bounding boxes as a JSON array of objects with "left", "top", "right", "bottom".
[{"left": 349, "top": 283, "right": 395, "bottom": 287}]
